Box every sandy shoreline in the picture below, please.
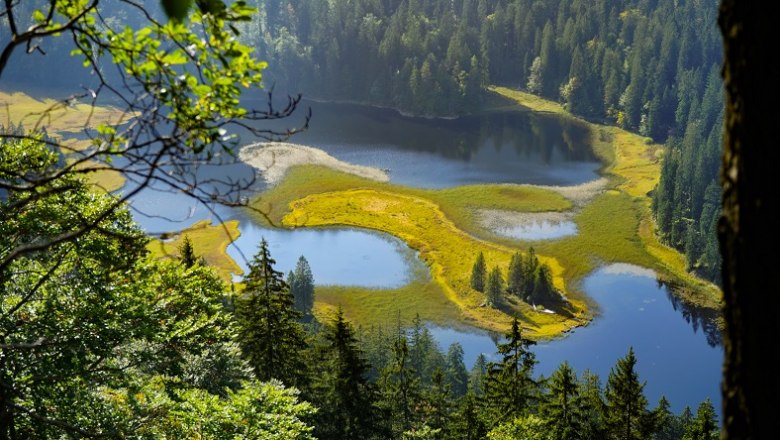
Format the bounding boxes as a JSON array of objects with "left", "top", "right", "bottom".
[{"left": 239, "top": 142, "right": 389, "bottom": 185}]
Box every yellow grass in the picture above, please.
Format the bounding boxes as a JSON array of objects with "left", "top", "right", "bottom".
[
  {"left": 313, "top": 282, "right": 463, "bottom": 329},
  {"left": 1, "top": 90, "right": 130, "bottom": 191},
  {"left": 490, "top": 86, "right": 721, "bottom": 307},
  {"left": 146, "top": 220, "right": 243, "bottom": 282},
  {"left": 282, "top": 188, "right": 586, "bottom": 336},
  {"left": 0, "top": 90, "right": 129, "bottom": 134}
]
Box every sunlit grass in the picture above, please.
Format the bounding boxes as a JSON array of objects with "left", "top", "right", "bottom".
[
  {"left": 313, "top": 281, "right": 462, "bottom": 329},
  {"left": 146, "top": 220, "right": 243, "bottom": 282},
  {"left": 2, "top": 90, "right": 130, "bottom": 191},
  {"left": 282, "top": 188, "right": 586, "bottom": 336}
]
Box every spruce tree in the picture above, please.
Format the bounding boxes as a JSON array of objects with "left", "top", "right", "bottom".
[
  {"left": 579, "top": 369, "right": 608, "bottom": 440},
  {"left": 507, "top": 252, "right": 525, "bottom": 296},
  {"left": 312, "top": 308, "right": 377, "bottom": 440},
  {"left": 178, "top": 234, "right": 198, "bottom": 268},
  {"left": 471, "top": 252, "right": 487, "bottom": 292},
  {"left": 450, "top": 392, "right": 487, "bottom": 440},
  {"left": 486, "top": 265, "right": 504, "bottom": 307},
  {"left": 380, "top": 335, "right": 423, "bottom": 437},
  {"left": 541, "top": 361, "right": 582, "bottom": 440},
  {"left": 444, "top": 343, "right": 469, "bottom": 397},
  {"left": 653, "top": 396, "right": 686, "bottom": 440},
  {"left": 484, "top": 317, "right": 537, "bottom": 424},
  {"left": 235, "top": 238, "right": 308, "bottom": 388},
  {"left": 682, "top": 399, "right": 719, "bottom": 440},
  {"left": 605, "top": 347, "right": 651, "bottom": 440},
  {"left": 289, "top": 255, "right": 315, "bottom": 317},
  {"left": 469, "top": 353, "right": 488, "bottom": 396}
]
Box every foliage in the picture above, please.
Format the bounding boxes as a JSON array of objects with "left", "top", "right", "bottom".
[
  {"left": 605, "top": 347, "right": 652, "bottom": 440},
  {"left": 483, "top": 318, "right": 537, "bottom": 425},
  {"left": 310, "top": 308, "right": 377, "bottom": 440},
  {"left": 486, "top": 265, "right": 504, "bottom": 307},
  {"left": 486, "top": 414, "right": 551, "bottom": 440},
  {"left": 235, "top": 238, "right": 309, "bottom": 388},
  {"left": 289, "top": 255, "right": 315, "bottom": 318},
  {"left": 471, "top": 252, "right": 487, "bottom": 293}
]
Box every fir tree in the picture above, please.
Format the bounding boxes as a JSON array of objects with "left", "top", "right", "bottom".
[
  {"left": 541, "top": 361, "right": 581, "bottom": 440},
  {"left": 682, "top": 399, "right": 718, "bottom": 440},
  {"left": 507, "top": 252, "right": 525, "bottom": 296},
  {"left": 486, "top": 265, "right": 504, "bottom": 307},
  {"left": 444, "top": 343, "right": 469, "bottom": 397},
  {"left": 469, "top": 353, "right": 489, "bottom": 396},
  {"left": 605, "top": 347, "right": 651, "bottom": 440},
  {"left": 178, "top": 234, "right": 198, "bottom": 268},
  {"left": 450, "top": 392, "right": 487, "bottom": 440},
  {"left": 579, "top": 369, "right": 608, "bottom": 440},
  {"left": 653, "top": 396, "right": 686, "bottom": 440},
  {"left": 289, "top": 255, "right": 315, "bottom": 317},
  {"left": 380, "top": 335, "right": 423, "bottom": 437},
  {"left": 235, "top": 238, "right": 308, "bottom": 388},
  {"left": 471, "top": 252, "right": 487, "bottom": 292},
  {"left": 484, "top": 317, "right": 537, "bottom": 424},
  {"left": 312, "top": 308, "right": 378, "bottom": 440}
]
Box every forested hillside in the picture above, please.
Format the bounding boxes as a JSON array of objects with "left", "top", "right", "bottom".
[{"left": 245, "top": 0, "right": 724, "bottom": 281}]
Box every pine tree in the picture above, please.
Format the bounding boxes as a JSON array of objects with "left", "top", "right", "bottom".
[
  {"left": 289, "top": 255, "right": 315, "bottom": 317},
  {"left": 605, "top": 347, "right": 651, "bottom": 440},
  {"left": 542, "top": 361, "right": 581, "bottom": 440},
  {"left": 486, "top": 265, "right": 504, "bottom": 307},
  {"left": 235, "top": 238, "right": 308, "bottom": 388},
  {"left": 312, "top": 308, "right": 377, "bottom": 440},
  {"left": 471, "top": 252, "right": 487, "bottom": 292},
  {"left": 484, "top": 317, "right": 537, "bottom": 424},
  {"left": 178, "top": 234, "right": 198, "bottom": 268}
]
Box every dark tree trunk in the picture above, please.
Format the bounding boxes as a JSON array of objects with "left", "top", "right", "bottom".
[{"left": 718, "top": 2, "right": 780, "bottom": 438}]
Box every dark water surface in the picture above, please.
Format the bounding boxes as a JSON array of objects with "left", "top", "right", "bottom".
[{"left": 241, "top": 99, "right": 602, "bottom": 188}]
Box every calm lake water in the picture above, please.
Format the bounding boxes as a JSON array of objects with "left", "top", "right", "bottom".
[
  {"left": 127, "top": 101, "right": 721, "bottom": 413},
  {"left": 430, "top": 264, "right": 722, "bottom": 414}
]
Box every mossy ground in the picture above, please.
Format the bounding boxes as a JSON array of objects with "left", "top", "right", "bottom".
[
  {"left": 146, "top": 220, "right": 243, "bottom": 282},
  {"left": 1, "top": 90, "right": 130, "bottom": 192}
]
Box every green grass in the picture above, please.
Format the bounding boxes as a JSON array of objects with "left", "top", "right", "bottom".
[
  {"left": 280, "top": 188, "right": 586, "bottom": 336},
  {"left": 314, "top": 282, "right": 463, "bottom": 329},
  {"left": 252, "top": 165, "right": 571, "bottom": 228},
  {"left": 489, "top": 85, "right": 721, "bottom": 308},
  {"left": 147, "top": 220, "right": 242, "bottom": 282}
]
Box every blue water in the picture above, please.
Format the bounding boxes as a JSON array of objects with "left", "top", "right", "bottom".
[{"left": 429, "top": 264, "right": 723, "bottom": 414}]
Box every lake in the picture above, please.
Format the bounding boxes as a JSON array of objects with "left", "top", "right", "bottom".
[
  {"left": 127, "top": 100, "right": 721, "bottom": 413},
  {"left": 430, "top": 264, "right": 722, "bottom": 414}
]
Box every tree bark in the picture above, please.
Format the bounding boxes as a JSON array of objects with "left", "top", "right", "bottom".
[{"left": 719, "top": 2, "right": 780, "bottom": 438}]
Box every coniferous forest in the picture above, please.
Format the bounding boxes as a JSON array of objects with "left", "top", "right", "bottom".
[
  {"left": 246, "top": 0, "right": 724, "bottom": 281},
  {"left": 1, "top": 0, "right": 731, "bottom": 437}
]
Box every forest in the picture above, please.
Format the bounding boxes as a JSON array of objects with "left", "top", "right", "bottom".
[
  {"left": 1, "top": 0, "right": 728, "bottom": 437},
  {"left": 245, "top": 0, "right": 724, "bottom": 282}
]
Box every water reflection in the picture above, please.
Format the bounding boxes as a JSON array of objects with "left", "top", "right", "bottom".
[
  {"left": 237, "top": 100, "right": 602, "bottom": 188},
  {"left": 428, "top": 264, "right": 723, "bottom": 413}
]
